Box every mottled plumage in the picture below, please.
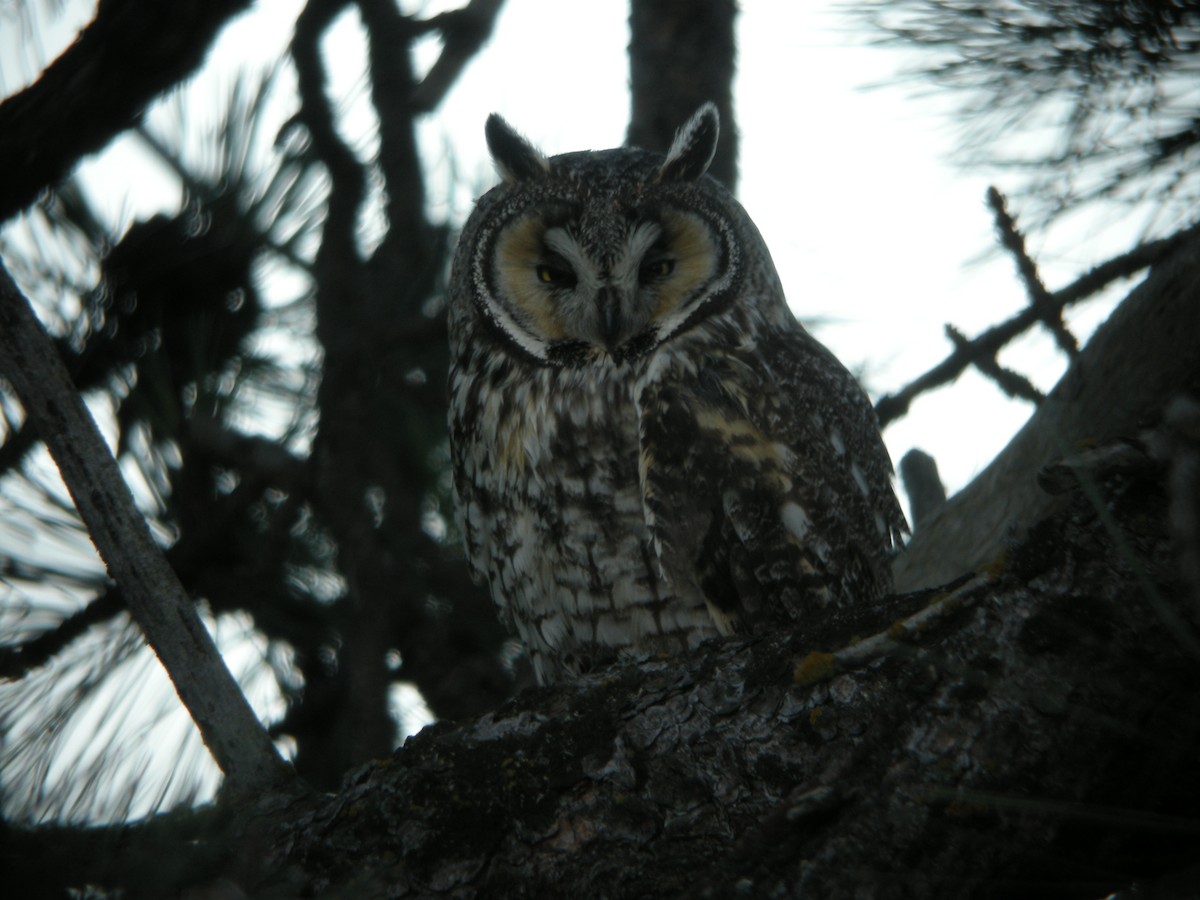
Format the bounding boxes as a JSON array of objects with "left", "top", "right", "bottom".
[{"left": 448, "top": 105, "right": 906, "bottom": 684}]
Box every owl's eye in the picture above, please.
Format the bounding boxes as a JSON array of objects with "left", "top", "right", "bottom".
[
  {"left": 536, "top": 262, "right": 577, "bottom": 288},
  {"left": 639, "top": 257, "right": 675, "bottom": 284}
]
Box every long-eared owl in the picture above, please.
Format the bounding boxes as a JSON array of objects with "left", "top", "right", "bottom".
[{"left": 448, "top": 104, "right": 906, "bottom": 685}]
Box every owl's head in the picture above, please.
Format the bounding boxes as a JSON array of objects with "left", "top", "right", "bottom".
[{"left": 451, "top": 104, "right": 772, "bottom": 366}]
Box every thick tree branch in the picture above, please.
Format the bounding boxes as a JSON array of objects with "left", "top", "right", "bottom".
[
  {"left": 0, "top": 0, "right": 252, "bottom": 223},
  {"left": 25, "top": 452, "right": 1192, "bottom": 898},
  {"left": 0, "top": 260, "right": 295, "bottom": 800},
  {"left": 258, "top": 464, "right": 1200, "bottom": 898}
]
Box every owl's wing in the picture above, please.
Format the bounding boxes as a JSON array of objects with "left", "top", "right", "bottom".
[
  {"left": 637, "top": 327, "right": 906, "bottom": 635},
  {"left": 447, "top": 396, "right": 518, "bottom": 639}
]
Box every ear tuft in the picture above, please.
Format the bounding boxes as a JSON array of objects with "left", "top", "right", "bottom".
[
  {"left": 657, "top": 103, "right": 720, "bottom": 183},
  {"left": 485, "top": 114, "right": 550, "bottom": 183}
]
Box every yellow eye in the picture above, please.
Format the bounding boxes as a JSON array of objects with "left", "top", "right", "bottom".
[
  {"left": 640, "top": 258, "right": 675, "bottom": 283},
  {"left": 536, "top": 263, "right": 576, "bottom": 287}
]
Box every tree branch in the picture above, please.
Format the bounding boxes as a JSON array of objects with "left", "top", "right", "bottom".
[
  {"left": 945, "top": 323, "right": 1045, "bottom": 405},
  {"left": 358, "top": 0, "right": 430, "bottom": 264},
  {"left": 0, "top": 260, "right": 295, "bottom": 800},
  {"left": 0, "top": 0, "right": 253, "bottom": 223},
  {"left": 876, "top": 218, "right": 1200, "bottom": 427},
  {"left": 291, "top": 0, "right": 363, "bottom": 300},
  {"left": 0, "top": 590, "right": 122, "bottom": 681},
  {"left": 406, "top": 0, "right": 506, "bottom": 114},
  {"left": 985, "top": 186, "right": 1078, "bottom": 357}
]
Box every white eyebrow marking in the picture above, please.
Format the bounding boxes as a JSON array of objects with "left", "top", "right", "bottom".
[
  {"left": 542, "top": 227, "right": 599, "bottom": 289},
  {"left": 625, "top": 221, "right": 663, "bottom": 263},
  {"left": 612, "top": 222, "right": 663, "bottom": 290},
  {"left": 543, "top": 226, "right": 578, "bottom": 258}
]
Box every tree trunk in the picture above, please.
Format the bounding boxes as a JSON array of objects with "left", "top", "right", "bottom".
[{"left": 627, "top": 0, "right": 739, "bottom": 191}]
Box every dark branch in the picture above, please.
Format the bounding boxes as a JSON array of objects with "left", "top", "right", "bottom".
[
  {"left": 291, "top": 0, "right": 363, "bottom": 287},
  {"left": 893, "top": 235, "right": 1200, "bottom": 591},
  {"left": 986, "top": 186, "right": 1078, "bottom": 357},
  {"left": 406, "top": 0, "right": 506, "bottom": 114},
  {"left": 0, "top": 591, "right": 122, "bottom": 680},
  {"left": 133, "top": 125, "right": 313, "bottom": 274},
  {"left": 876, "top": 218, "right": 1200, "bottom": 428},
  {"left": 0, "top": 0, "right": 253, "bottom": 223},
  {"left": 0, "top": 259, "right": 296, "bottom": 800},
  {"left": 945, "top": 323, "right": 1045, "bottom": 406},
  {"left": 898, "top": 448, "right": 946, "bottom": 529},
  {"left": 358, "top": 0, "right": 430, "bottom": 261},
  {"left": 184, "top": 416, "right": 310, "bottom": 494}
]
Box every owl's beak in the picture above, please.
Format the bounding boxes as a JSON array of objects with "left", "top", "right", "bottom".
[{"left": 596, "top": 287, "right": 622, "bottom": 350}]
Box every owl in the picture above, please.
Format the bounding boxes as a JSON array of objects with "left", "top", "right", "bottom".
[{"left": 448, "top": 104, "right": 906, "bottom": 685}]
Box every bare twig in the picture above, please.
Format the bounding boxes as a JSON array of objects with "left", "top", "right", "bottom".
[
  {"left": 986, "top": 187, "right": 1078, "bottom": 357},
  {"left": 892, "top": 234, "right": 1200, "bottom": 591},
  {"left": 0, "top": 591, "right": 123, "bottom": 681},
  {"left": 945, "top": 323, "right": 1045, "bottom": 405},
  {"left": 0, "top": 259, "right": 296, "bottom": 800},
  {"left": 876, "top": 217, "right": 1200, "bottom": 428},
  {"left": 794, "top": 572, "right": 990, "bottom": 686}
]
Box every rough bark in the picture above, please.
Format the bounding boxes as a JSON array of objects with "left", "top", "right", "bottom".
[{"left": 255, "top": 451, "right": 1200, "bottom": 899}]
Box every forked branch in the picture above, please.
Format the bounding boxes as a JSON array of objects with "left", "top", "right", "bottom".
[{"left": 876, "top": 192, "right": 1200, "bottom": 428}]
